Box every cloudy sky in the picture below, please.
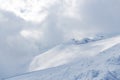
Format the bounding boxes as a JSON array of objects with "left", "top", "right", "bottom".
[{"left": 0, "top": 0, "right": 120, "bottom": 78}]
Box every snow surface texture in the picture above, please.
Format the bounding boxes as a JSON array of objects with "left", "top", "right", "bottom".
[{"left": 4, "top": 36, "right": 120, "bottom": 80}]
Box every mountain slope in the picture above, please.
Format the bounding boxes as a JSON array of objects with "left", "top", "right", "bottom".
[
  {"left": 4, "top": 36, "right": 120, "bottom": 80},
  {"left": 29, "top": 35, "right": 120, "bottom": 71}
]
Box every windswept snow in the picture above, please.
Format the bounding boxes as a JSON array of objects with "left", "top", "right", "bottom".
[
  {"left": 4, "top": 36, "right": 120, "bottom": 80},
  {"left": 29, "top": 36, "right": 120, "bottom": 72}
]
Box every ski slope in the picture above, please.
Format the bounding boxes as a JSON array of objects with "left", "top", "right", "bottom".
[{"left": 4, "top": 35, "right": 120, "bottom": 80}]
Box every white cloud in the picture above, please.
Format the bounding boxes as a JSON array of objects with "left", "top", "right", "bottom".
[
  {"left": 20, "top": 30, "right": 43, "bottom": 40},
  {"left": 0, "top": 0, "right": 58, "bottom": 22}
]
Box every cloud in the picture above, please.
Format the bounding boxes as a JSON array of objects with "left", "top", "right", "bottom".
[
  {"left": 49, "top": 0, "right": 120, "bottom": 38},
  {"left": 0, "top": 10, "right": 41, "bottom": 78},
  {"left": 0, "top": 0, "right": 58, "bottom": 22},
  {"left": 79, "top": 0, "right": 120, "bottom": 34},
  {"left": 0, "top": 10, "right": 64, "bottom": 78}
]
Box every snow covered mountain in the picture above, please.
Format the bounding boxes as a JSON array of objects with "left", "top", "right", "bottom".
[{"left": 4, "top": 35, "right": 120, "bottom": 80}]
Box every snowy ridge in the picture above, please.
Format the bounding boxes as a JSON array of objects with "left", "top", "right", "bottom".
[
  {"left": 4, "top": 35, "right": 120, "bottom": 80},
  {"left": 29, "top": 35, "right": 120, "bottom": 71}
]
